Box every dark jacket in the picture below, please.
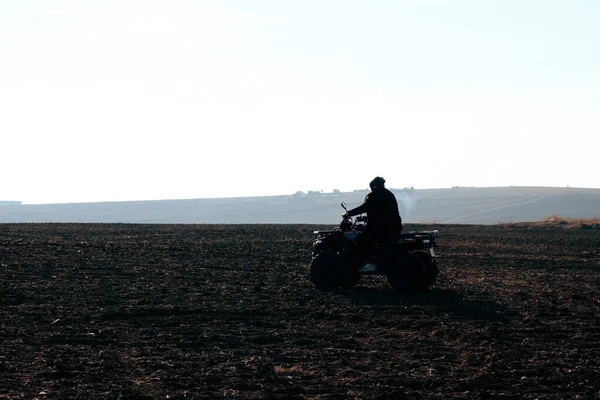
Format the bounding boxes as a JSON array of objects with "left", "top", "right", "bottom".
[{"left": 347, "top": 188, "right": 402, "bottom": 232}]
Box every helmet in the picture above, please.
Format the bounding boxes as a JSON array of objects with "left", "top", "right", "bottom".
[{"left": 369, "top": 176, "right": 385, "bottom": 190}]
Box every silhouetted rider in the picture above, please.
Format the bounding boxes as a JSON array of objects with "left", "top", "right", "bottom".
[{"left": 342, "top": 177, "right": 403, "bottom": 272}]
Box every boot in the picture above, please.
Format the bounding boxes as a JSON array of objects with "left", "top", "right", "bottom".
[{"left": 358, "top": 263, "right": 378, "bottom": 272}]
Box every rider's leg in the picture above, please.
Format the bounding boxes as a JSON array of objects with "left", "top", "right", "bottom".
[
  {"left": 373, "top": 229, "right": 400, "bottom": 270},
  {"left": 355, "top": 228, "right": 378, "bottom": 271},
  {"left": 376, "top": 239, "right": 395, "bottom": 270},
  {"left": 355, "top": 228, "right": 375, "bottom": 261}
]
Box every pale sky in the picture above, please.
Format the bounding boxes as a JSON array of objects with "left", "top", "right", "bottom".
[{"left": 1, "top": 0, "right": 599, "bottom": 204}]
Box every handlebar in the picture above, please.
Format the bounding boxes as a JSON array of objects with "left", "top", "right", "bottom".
[{"left": 341, "top": 202, "right": 367, "bottom": 223}]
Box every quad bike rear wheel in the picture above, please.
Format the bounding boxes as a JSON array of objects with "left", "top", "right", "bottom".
[
  {"left": 386, "top": 251, "right": 436, "bottom": 292},
  {"left": 421, "top": 252, "right": 439, "bottom": 288}
]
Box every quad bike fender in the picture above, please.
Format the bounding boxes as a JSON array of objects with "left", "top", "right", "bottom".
[{"left": 313, "top": 231, "right": 354, "bottom": 255}]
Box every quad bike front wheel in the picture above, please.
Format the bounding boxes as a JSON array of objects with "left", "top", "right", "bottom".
[{"left": 310, "top": 250, "right": 342, "bottom": 289}]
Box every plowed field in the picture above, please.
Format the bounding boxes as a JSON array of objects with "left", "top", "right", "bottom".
[{"left": 1, "top": 223, "right": 599, "bottom": 399}]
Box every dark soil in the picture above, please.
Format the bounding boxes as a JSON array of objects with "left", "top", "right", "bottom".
[{"left": 1, "top": 223, "right": 599, "bottom": 399}]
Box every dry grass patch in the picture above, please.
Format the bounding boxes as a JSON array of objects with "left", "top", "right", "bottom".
[{"left": 503, "top": 215, "right": 600, "bottom": 229}]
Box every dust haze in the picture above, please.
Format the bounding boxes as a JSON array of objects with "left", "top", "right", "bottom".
[{"left": 2, "top": 186, "right": 600, "bottom": 224}]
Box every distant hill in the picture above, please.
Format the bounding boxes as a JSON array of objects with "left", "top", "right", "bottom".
[
  {"left": 0, "top": 201, "right": 21, "bottom": 206},
  {"left": 1, "top": 187, "right": 599, "bottom": 224}
]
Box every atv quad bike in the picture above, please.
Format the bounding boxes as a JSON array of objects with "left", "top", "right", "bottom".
[{"left": 310, "top": 203, "right": 439, "bottom": 291}]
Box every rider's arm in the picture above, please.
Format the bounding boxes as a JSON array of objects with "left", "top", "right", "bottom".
[
  {"left": 347, "top": 194, "right": 372, "bottom": 216},
  {"left": 347, "top": 203, "right": 367, "bottom": 217}
]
